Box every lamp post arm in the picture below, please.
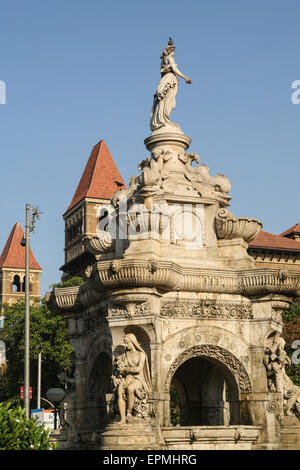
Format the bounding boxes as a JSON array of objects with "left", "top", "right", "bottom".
[{"left": 41, "top": 397, "right": 55, "bottom": 408}]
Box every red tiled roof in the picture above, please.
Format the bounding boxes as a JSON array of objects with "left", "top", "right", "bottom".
[
  {"left": 0, "top": 222, "right": 42, "bottom": 270},
  {"left": 249, "top": 230, "right": 300, "bottom": 251},
  {"left": 65, "top": 140, "right": 125, "bottom": 213},
  {"left": 280, "top": 223, "right": 300, "bottom": 238}
]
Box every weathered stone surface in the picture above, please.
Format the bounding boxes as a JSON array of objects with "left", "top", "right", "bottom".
[{"left": 46, "top": 39, "right": 300, "bottom": 451}]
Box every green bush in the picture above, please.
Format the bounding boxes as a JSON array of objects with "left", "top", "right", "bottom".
[
  {"left": 0, "top": 401, "right": 57, "bottom": 450},
  {"left": 282, "top": 303, "right": 300, "bottom": 386},
  {"left": 50, "top": 276, "right": 84, "bottom": 289}
]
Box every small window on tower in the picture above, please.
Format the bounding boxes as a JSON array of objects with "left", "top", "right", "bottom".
[
  {"left": 99, "top": 209, "right": 109, "bottom": 232},
  {"left": 11, "top": 275, "right": 21, "bottom": 292}
]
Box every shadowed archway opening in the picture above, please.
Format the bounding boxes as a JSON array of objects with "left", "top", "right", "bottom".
[
  {"left": 170, "top": 355, "right": 240, "bottom": 426},
  {"left": 86, "top": 351, "right": 112, "bottom": 429}
]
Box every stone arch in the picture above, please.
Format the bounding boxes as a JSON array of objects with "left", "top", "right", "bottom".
[
  {"left": 164, "top": 344, "right": 252, "bottom": 395},
  {"left": 165, "top": 345, "right": 252, "bottom": 426},
  {"left": 86, "top": 329, "right": 112, "bottom": 370},
  {"left": 85, "top": 350, "right": 112, "bottom": 430}
]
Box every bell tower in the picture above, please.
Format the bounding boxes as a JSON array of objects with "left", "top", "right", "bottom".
[
  {"left": 60, "top": 139, "right": 125, "bottom": 280},
  {"left": 0, "top": 222, "right": 42, "bottom": 311}
]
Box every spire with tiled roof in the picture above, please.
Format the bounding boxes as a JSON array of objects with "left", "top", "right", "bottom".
[
  {"left": 249, "top": 230, "right": 300, "bottom": 251},
  {"left": 280, "top": 223, "right": 300, "bottom": 240},
  {"left": 65, "top": 140, "right": 125, "bottom": 213},
  {"left": 0, "top": 222, "right": 41, "bottom": 270}
]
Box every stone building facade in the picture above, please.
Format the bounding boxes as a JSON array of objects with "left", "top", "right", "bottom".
[{"left": 47, "top": 40, "right": 300, "bottom": 450}]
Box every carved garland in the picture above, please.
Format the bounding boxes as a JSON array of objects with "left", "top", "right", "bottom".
[
  {"left": 164, "top": 344, "right": 252, "bottom": 394},
  {"left": 160, "top": 300, "right": 253, "bottom": 319}
]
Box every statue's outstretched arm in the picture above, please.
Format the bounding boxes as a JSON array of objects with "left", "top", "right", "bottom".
[{"left": 170, "top": 59, "right": 192, "bottom": 83}]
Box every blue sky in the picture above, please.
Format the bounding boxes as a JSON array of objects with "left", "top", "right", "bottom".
[{"left": 0, "top": 0, "right": 299, "bottom": 296}]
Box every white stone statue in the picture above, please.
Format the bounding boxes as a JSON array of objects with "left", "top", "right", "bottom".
[
  {"left": 115, "top": 333, "right": 152, "bottom": 424},
  {"left": 150, "top": 38, "right": 192, "bottom": 134}
]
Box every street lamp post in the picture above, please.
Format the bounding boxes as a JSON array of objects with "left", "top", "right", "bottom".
[
  {"left": 22, "top": 204, "right": 42, "bottom": 419},
  {"left": 24, "top": 204, "right": 30, "bottom": 419},
  {"left": 46, "top": 388, "right": 65, "bottom": 431},
  {"left": 37, "top": 351, "right": 42, "bottom": 409}
]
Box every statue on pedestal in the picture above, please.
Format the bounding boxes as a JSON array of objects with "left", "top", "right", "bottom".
[
  {"left": 150, "top": 37, "right": 192, "bottom": 133},
  {"left": 113, "top": 334, "right": 152, "bottom": 424}
]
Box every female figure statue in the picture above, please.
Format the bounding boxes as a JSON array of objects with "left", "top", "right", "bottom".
[
  {"left": 150, "top": 37, "right": 192, "bottom": 133},
  {"left": 116, "top": 333, "right": 151, "bottom": 424},
  {"left": 264, "top": 332, "right": 290, "bottom": 394}
]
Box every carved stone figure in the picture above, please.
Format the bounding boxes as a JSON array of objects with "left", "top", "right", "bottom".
[
  {"left": 114, "top": 333, "right": 152, "bottom": 424},
  {"left": 150, "top": 37, "right": 192, "bottom": 133},
  {"left": 282, "top": 369, "right": 300, "bottom": 417},
  {"left": 264, "top": 332, "right": 300, "bottom": 418},
  {"left": 264, "top": 332, "right": 290, "bottom": 394}
]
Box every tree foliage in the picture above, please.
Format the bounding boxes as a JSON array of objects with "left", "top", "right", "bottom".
[
  {"left": 50, "top": 276, "right": 84, "bottom": 289},
  {"left": 170, "top": 383, "right": 180, "bottom": 426},
  {"left": 282, "top": 303, "right": 300, "bottom": 386},
  {"left": 0, "top": 300, "right": 73, "bottom": 407},
  {"left": 0, "top": 401, "right": 57, "bottom": 450}
]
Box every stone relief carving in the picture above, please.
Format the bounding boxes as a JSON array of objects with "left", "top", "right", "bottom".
[
  {"left": 107, "top": 304, "right": 128, "bottom": 318},
  {"left": 264, "top": 332, "right": 300, "bottom": 419},
  {"left": 134, "top": 301, "right": 151, "bottom": 316},
  {"left": 164, "top": 344, "right": 252, "bottom": 393},
  {"left": 112, "top": 334, "right": 152, "bottom": 424},
  {"left": 160, "top": 299, "right": 253, "bottom": 319},
  {"left": 110, "top": 259, "right": 122, "bottom": 274},
  {"left": 148, "top": 259, "right": 158, "bottom": 274},
  {"left": 182, "top": 159, "right": 232, "bottom": 206},
  {"left": 107, "top": 300, "right": 150, "bottom": 319}
]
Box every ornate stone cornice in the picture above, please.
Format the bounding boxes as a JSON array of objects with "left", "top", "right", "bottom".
[
  {"left": 46, "top": 263, "right": 300, "bottom": 314},
  {"left": 46, "top": 262, "right": 300, "bottom": 313}
]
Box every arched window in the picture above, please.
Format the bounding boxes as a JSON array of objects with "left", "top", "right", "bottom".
[
  {"left": 11, "top": 275, "right": 21, "bottom": 292},
  {"left": 21, "top": 277, "right": 32, "bottom": 293}
]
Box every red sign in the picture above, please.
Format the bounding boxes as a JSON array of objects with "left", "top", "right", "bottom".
[{"left": 20, "top": 386, "right": 32, "bottom": 400}]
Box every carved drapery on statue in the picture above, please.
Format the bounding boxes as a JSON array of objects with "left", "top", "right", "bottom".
[{"left": 150, "top": 37, "right": 192, "bottom": 133}]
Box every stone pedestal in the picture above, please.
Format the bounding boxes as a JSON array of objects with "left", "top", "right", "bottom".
[{"left": 100, "top": 423, "right": 161, "bottom": 450}]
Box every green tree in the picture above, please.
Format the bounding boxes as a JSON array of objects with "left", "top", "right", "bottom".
[
  {"left": 0, "top": 401, "right": 57, "bottom": 450},
  {"left": 170, "top": 383, "right": 181, "bottom": 426},
  {"left": 0, "top": 300, "right": 73, "bottom": 407},
  {"left": 282, "top": 303, "right": 300, "bottom": 386}
]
